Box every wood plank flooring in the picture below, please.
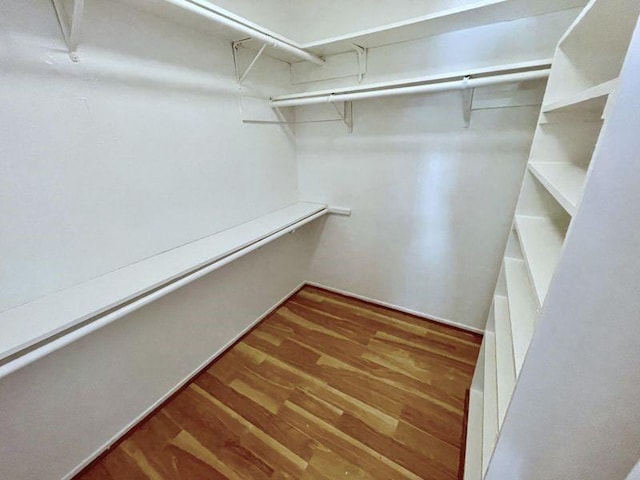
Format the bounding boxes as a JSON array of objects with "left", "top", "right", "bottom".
[{"left": 77, "top": 286, "right": 482, "bottom": 480}]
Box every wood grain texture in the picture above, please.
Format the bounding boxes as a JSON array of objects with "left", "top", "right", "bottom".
[{"left": 76, "top": 286, "right": 481, "bottom": 479}]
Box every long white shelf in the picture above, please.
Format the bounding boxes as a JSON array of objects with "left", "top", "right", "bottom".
[
  {"left": 504, "top": 257, "right": 538, "bottom": 375},
  {"left": 298, "top": 0, "right": 586, "bottom": 56},
  {"left": 493, "top": 295, "right": 516, "bottom": 428},
  {"left": 514, "top": 215, "right": 566, "bottom": 307},
  {"left": 528, "top": 162, "right": 587, "bottom": 216},
  {"left": 0, "top": 202, "right": 327, "bottom": 362},
  {"left": 542, "top": 78, "right": 617, "bottom": 118},
  {"left": 464, "top": 388, "right": 484, "bottom": 480},
  {"left": 482, "top": 332, "right": 498, "bottom": 475}
]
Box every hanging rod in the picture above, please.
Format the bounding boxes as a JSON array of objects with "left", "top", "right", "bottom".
[
  {"left": 270, "top": 69, "right": 550, "bottom": 107},
  {"left": 162, "top": 0, "right": 324, "bottom": 65},
  {"left": 0, "top": 206, "right": 330, "bottom": 379}
]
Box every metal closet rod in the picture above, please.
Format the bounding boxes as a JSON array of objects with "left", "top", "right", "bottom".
[
  {"left": 162, "top": 0, "right": 325, "bottom": 65},
  {"left": 270, "top": 69, "right": 551, "bottom": 107},
  {"left": 0, "top": 209, "right": 328, "bottom": 379}
]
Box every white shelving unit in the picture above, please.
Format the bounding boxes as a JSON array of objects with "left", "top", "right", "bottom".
[
  {"left": 0, "top": 202, "right": 327, "bottom": 365},
  {"left": 503, "top": 256, "right": 537, "bottom": 374},
  {"left": 514, "top": 214, "right": 567, "bottom": 306},
  {"left": 528, "top": 162, "right": 586, "bottom": 215},
  {"left": 464, "top": 388, "right": 484, "bottom": 480},
  {"left": 481, "top": 331, "right": 498, "bottom": 475},
  {"left": 463, "top": 1, "right": 640, "bottom": 478},
  {"left": 493, "top": 295, "right": 515, "bottom": 427}
]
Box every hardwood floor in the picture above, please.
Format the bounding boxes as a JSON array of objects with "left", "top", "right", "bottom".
[{"left": 77, "top": 286, "right": 481, "bottom": 480}]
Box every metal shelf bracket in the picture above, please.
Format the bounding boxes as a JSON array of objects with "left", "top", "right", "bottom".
[
  {"left": 351, "top": 44, "right": 367, "bottom": 83},
  {"left": 51, "top": 0, "right": 84, "bottom": 62},
  {"left": 332, "top": 101, "right": 354, "bottom": 133},
  {"left": 233, "top": 39, "right": 269, "bottom": 84},
  {"left": 462, "top": 75, "right": 475, "bottom": 128}
]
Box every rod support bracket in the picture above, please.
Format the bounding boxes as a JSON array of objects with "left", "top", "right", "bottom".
[
  {"left": 331, "top": 101, "right": 353, "bottom": 133},
  {"left": 233, "top": 39, "right": 270, "bottom": 85},
  {"left": 461, "top": 76, "right": 475, "bottom": 128},
  {"left": 51, "top": 0, "right": 84, "bottom": 62}
]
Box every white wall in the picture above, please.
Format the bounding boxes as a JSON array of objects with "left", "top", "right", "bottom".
[
  {"left": 0, "top": 1, "right": 315, "bottom": 478},
  {"left": 0, "top": 0, "right": 296, "bottom": 312},
  {"left": 295, "top": 11, "right": 577, "bottom": 331},
  {"left": 297, "top": 95, "right": 537, "bottom": 331},
  {"left": 485, "top": 24, "right": 640, "bottom": 480}
]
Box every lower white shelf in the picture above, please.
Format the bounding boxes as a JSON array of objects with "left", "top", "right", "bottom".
[
  {"left": 528, "top": 162, "right": 587, "bottom": 216},
  {"left": 482, "top": 332, "right": 498, "bottom": 475},
  {"left": 504, "top": 257, "right": 538, "bottom": 375},
  {"left": 542, "top": 78, "right": 617, "bottom": 119},
  {"left": 464, "top": 388, "right": 484, "bottom": 480},
  {"left": 0, "top": 202, "right": 328, "bottom": 363}
]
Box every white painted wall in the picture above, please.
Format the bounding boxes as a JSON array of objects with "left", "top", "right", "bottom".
[
  {"left": 297, "top": 95, "right": 537, "bottom": 332},
  {"left": 485, "top": 23, "right": 640, "bottom": 480},
  {"left": 0, "top": 0, "right": 296, "bottom": 312},
  {"left": 0, "top": 1, "right": 314, "bottom": 478},
  {"left": 295, "top": 11, "right": 577, "bottom": 331}
]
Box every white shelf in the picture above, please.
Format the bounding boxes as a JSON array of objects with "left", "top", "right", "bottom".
[
  {"left": 504, "top": 258, "right": 538, "bottom": 375},
  {"left": 298, "top": 0, "right": 586, "bottom": 57},
  {"left": 482, "top": 332, "right": 498, "bottom": 475},
  {"left": 464, "top": 388, "right": 484, "bottom": 480},
  {"left": 514, "top": 215, "right": 566, "bottom": 307},
  {"left": 528, "top": 162, "right": 587, "bottom": 216},
  {"left": 0, "top": 202, "right": 327, "bottom": 362},
  {"left": 542, "top": 79, "right": 617, "bottom": 118},
  {"left": 493, "top": 295, "right": 516, "bottom": 428}
]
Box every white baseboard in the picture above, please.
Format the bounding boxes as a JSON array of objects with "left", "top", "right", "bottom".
[
  {"left": 62, "top": 281, "right": 306, "bottom": 480},
  {"left": 304, "top": 281, "right": 484, "bottom": 335}
]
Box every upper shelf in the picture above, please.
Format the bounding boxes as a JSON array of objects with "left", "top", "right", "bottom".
[
  {"left": 216, "top": 0, "right": 586, "bottom": 63},
  {"left": 297, "top": 0, "right": 587, "bottom": 57},
  {"left": 0, "top": 202, "right": 327, "bottom": 363},
  {"left": 301, "top": 0, "right": 586, "bottom": 55}
]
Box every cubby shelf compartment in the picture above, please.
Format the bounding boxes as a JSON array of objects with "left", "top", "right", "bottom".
[
  {"left": 494, "top": 295, "right": 516, "bottom": 427},
  {"left": 528, "top": 162, "right": 587, "bottom": 216},
  {"left": 482, "top": 332, "right": 498, "bottom": 475},
  {"left": 514, "top": 215, "right": 566, "bottom": 307},
  {"left": 542, "top": 78, "right": 617, "bottom": 120},
  {"left": 504, "top": 257, "right": 538, "bottom": 375},
  {"left": 0, "top": 202, "right": 327, "bottom": 364},
  {"left": 464, "top": 389, "right": 484, "bottom": 480}
]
